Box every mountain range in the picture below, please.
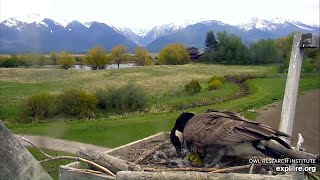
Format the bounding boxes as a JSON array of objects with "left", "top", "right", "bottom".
[{"left": 0, "top": 15, "right": 319, "bottom": 53}]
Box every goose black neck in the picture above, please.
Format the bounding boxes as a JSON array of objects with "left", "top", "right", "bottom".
[{"left": 174, "top": 112, "right": 195, "bottom": 132}]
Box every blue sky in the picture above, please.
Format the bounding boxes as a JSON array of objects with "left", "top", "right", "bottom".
[{"left": 1, "top": 0, "right": 319, "bottom": 29}]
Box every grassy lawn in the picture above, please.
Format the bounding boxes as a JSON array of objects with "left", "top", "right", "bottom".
[
  {"left": 189, "top": 75, "right": 320, "bottom": 113},
  {"left": 0, "top": 64, "right": 271, "bottom": 120},
  {"left": 9, "top": 73, "right": 319, "bottom": 148},
  {"left": 4, "top": 65, "right": 319, "bottom": 180},
  {"left": 150, "top": 82, "right": 240, "bottom": 112},
  {"left": 27, "top": 147, "right": 75, "bottom": 180}
]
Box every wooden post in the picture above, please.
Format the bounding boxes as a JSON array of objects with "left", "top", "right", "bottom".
[
  {"left": 279, "top": 33, "right": 304, "bottom": 143},
  {"left": 0, "top": 121, "right": 52, "bottom": 180},
  {"left": 279, "top": 33, "right": 320, "bottom": 144}
]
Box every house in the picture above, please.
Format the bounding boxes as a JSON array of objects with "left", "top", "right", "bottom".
[{"left": 187, "top": 47, "right": 203, "bottom": 61}]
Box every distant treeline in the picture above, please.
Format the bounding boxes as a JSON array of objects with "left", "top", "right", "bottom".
[
  {"left": 200, "top": 31, "right": 319, "bottom": 72},
  {"left": 0, "top": 45, "right": 152, "bottom": 69},
  {"left": 0, "top": 31, "right": 319, "bottom": 72}
]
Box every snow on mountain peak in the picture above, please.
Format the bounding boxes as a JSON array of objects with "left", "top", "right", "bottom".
[
  {"left": 2, "top": 18, "right": 23, "bottom": 28},
  {"left": 1, "top": 14, "right": 70, "bottom": 28},
  {"left": 239, "top": 17, "right": 289, "bottom": 31},
  {"left": 1, "top": 17, "right": 30, "bottom": 31},
  {"left": 128, "top": 27, "right": 150, "bottom": 37},
  {"left": 270, "top": 17, "right": 286, "bottom": 24},
  {"left": 83, "top": 22, "right": 93, "bottom": 28},
  {"left": 15, "top": 14, "right": 44, "bottom": 24},
  {"left": 52, "top": 17, "right": 69, "bottom": 27}
]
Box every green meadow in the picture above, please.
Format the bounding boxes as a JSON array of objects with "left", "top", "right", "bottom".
[{"left": 1, "top": 64, "right": 318, "bottom": 148}]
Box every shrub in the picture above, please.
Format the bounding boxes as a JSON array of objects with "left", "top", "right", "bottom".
[
  {"left": 119, "top": 84, "right": 147, "bottom": 111},
  {"left": 159, "top": 43, "right": 190, "bottom": 65},
  {"left": 96, "top": 88, "right": 121, "bottom": 110},
  {"left": 207, "top": 79, "right": 223, "bottom": 90},
  {"left": 21, "top": 94, "right": 60, "bottom": 120},
  {"left": 135, "top": 47, "right": 151, "bottom": 66},
  {"left": 185, "top": 80, "right": 201, "bottom": 95},
  {"left": 86, "top": 46, "right": 109, "bottom": 70},
  {"left": 57, "top": 51, "right": 76, "bottom": 69},
  {"left": 154, "top": 60, "right": 161, "bottom": 65},
  {"left": 0, "top": 55, "right": 30, "bottom": 68},
  {"left": 208, "top": 76, "right": 225, "bottom": 84},
  {"left": 96, "top": 84, "right": 147, "bottom": 112},
  {"left": 60, "top": 89, "right": 98, "bottom": 118}
]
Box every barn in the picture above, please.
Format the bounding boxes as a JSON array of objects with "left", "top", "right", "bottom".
[{"left": 187, "top": 47, "right": 203, "bottom": 61}]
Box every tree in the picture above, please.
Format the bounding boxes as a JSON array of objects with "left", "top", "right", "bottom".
[
  {"left": 205, "top": 31, "right": 218, "bottom": 52},
  {"left": 159, "top": 43, "right": 190, "bottom": 65},
  {"left": 274, "top": 33, "right": 294, "bottom": 62},
  {"left": 57, "top": 51, "right": 76, "bottom": 69},
  {"left": 307, "top": 50, "right": 320, "bottom": 71},
  {"left": 110, "top": 45, "right": 129, "bottom": 68},
  {"left": 214, "top": 31, "right": 248, "bottom": 64},
  {"left": 35, "top": 54, "right": 46, "bottom": 66},
  {"left": 134, "top": 47, "right": 151, "bottom": 66},
  {"left": 249, "top": 39, "right": 281, "bottom": 64},
  {"left": 50, "top": 52, "right": 58, "bottom": 64},
  {"left": 86, "top": 46, "right": 109, "bottom": 70},
  {"left": 1, "top": 55, "right": 29, "bottom": 68}
]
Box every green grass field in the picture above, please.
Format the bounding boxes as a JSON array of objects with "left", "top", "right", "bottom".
[
  {"left": 6, "top": 65, "right": 319, "bottom": 148},
  {"left": 27, "top": 147, "right": 76, "bottom": 180},
  {"left": 1, "top": 64, "right": 318, "bottom": 180},
  {"left": 0, "top": 64, "right": 272, "bottom": 120}
]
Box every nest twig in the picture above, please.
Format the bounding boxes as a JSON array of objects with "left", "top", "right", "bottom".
[
  {"left": 209, "top": 164, "right": 252, "bottom": 173},
  {"left": 22, "top": 136, "right": 116, "bottom": 177},
  {"left": 134, "top": 140, "right": 170, "bottom": 164}
]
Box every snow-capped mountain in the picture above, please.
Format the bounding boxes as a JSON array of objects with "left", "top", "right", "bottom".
[
  {"left": 113, "top": 26, "right": 144, "bottom": 46},
  {"left": 0, "top": 17, "right": 137, "bottom": 53},
  {"left": 239, "top": 17, "right": 283, "bottom": 31},
  {"left": 146, "top": 23, "right": 181, "bottom": 38},
  {"left": 114, "top": 23, "right": 184, "bottom": 46},
  {"left": 238, "top": 17, "right": 316, "bottom": 32},
  {"left": 146, "top": 18, "right": 319, "bottom": 51},
  {"left": 1, "top": 18, "right": 27, "bottom": 30},
  {"left": 14, "top": 14, "right": 45, "bottom": 24},
  {"left": 0, "top": 16, "right": 318, "bottom": 53}
]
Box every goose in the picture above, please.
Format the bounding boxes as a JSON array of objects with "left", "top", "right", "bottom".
[{"left": 170, "top": 110, "right": 291, "bottom": 166}]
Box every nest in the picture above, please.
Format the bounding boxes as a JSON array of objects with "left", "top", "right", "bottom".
[{"left": 117, "top": 139, "right": 293, "bottom": 175}]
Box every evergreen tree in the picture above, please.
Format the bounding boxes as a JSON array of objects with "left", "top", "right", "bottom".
[{"left": 204, "top": 31, "right": 218, "bottom": 52}]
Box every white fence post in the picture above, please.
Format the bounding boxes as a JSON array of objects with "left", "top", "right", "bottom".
[{"left": 279, "top": 33, "right": 319, "bottom": 144}]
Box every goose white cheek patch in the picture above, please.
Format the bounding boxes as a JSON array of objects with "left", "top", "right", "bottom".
[{"left": 175, "top": 130, "right": 184, "bottom": 144}]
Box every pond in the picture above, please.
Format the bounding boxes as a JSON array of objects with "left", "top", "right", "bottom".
[{"left": 72, "top": 63, "right": 136, "bottom": 70}]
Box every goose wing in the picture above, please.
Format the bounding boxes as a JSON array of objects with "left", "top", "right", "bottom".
[{"left": 183, "top": 111, "right": 291, "bottom": 153}]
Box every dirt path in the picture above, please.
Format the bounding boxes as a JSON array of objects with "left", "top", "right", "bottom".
[
  {"left": 15, "top": 134, "right": 110, "bottom": 154},
  {"left": 256, "top": 89, "right": 320, "bottom": 154}
]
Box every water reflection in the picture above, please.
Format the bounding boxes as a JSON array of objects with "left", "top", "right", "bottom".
[{"left": 72, "top": 63, "right": 136, "bottom": 70}]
